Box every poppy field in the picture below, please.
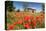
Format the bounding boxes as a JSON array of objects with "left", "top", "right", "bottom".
[
  {"left": 5, "top": 1, "right": 45, "bottom": 30},
  {"left": 6, "top": 11, "right": 45, "bottom": 30}
]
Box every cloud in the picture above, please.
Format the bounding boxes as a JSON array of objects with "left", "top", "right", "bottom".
[{"left": 27, "top": 7, "right": 36, "bottom": 9}]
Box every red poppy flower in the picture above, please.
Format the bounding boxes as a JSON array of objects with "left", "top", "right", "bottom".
[
  {"left": 31, "top": 16, "right": 34, "bottom": 20},
  {"left": 24, "top": 16, "right": 30, "bottom": 21},
  {"left": 36, "top": 16, "right": 40, "bottom": 19},
  {"left": 8, "top": 25, "right": 14, "bottom": 30},
  {"left": 13, "top": 22, "right": 17, "bottom": 25},
  {"left": 24, "top": 23, "right": 30, "bottom": 29},
  {"left": 17, "top": 20, "right": 23, "bottom": 24},
  {"left": 32, "top": 19, "right": 36, "bottom": 27},
  {"left": 28, "top": 22, "right": 31, "bottom": 25}
]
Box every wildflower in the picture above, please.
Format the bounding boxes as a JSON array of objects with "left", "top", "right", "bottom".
[
  {"left": 13, "top": 22, "right": 17, "bottom": 25},
  {"left": 24, "top": 16, "right": 30, "bottom": 21},
  {"left": 36, "top": 16, "right": 41, "bottom": 22},
  {"left": 8, "top": 25, "right": 14, "bottom": 30},
  {"left": 23, "top": 23, "right": 30, "bottom": 29},
  {"left": 17, "top": 20, "right": 23, "bottom": 24},
  {"left": 31, "top": 16, "right": 34, "bottom": 20},
  {"left": 28, "top": 22, "right": 32, "bottom": 25},
  {"left": 32, "top": 19, "right": 36, "bottom": 28},
  {"left": 36, "top": 16, "right": 40, "bottom": 19}
]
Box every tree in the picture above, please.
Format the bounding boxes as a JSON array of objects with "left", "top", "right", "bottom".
[
  {"left": 5, "top": 1, "right": 15, "bottom": 12},
  {"left": 42, "top": 3, "right": 45, "bottom": 14},
  {"left": 17, "top": 9, "right": 20, "bottom": 12}
]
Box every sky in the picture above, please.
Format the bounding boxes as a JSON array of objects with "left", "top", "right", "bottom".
[{"left": 13, "top": 1, "right": 43, "bottom": 12}]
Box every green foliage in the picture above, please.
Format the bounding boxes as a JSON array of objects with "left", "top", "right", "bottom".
[
  {"left": 7, "top": 18, "right": 12, "bottom": 24},
  {"left": 5, "top": 1, "right": 15, "bottom": 12},
  {"left": 16, "top": 24, "right": 25, "bottom": 29},
  {"left": 36, "top": 22, "right": 40, "bottom": 28},
  {"left": 41, "top": 22, "right": 45, "bottom": 28}
]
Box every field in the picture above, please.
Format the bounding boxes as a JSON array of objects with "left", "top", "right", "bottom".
[{"left": 6, "top": 11, "right": 45, "bottom": 30}]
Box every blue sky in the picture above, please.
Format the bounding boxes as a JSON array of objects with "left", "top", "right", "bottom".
[{"left": 13, "top": 1, "right": 43, "bottom": 12}]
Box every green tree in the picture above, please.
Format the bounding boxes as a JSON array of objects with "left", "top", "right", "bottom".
[
  {"left": 17, "top": 9, "right": 20, "bottom": 12},
  {"left": 5, "top": 1, "right": 15, "bottom": 12},
  {"left": 42, "top": 3, "right": 45, "bottom": 14}
]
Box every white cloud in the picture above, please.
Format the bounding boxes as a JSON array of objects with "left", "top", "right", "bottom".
[{"left": 27, "top": 7, "right": 36, "bottom": 9}]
